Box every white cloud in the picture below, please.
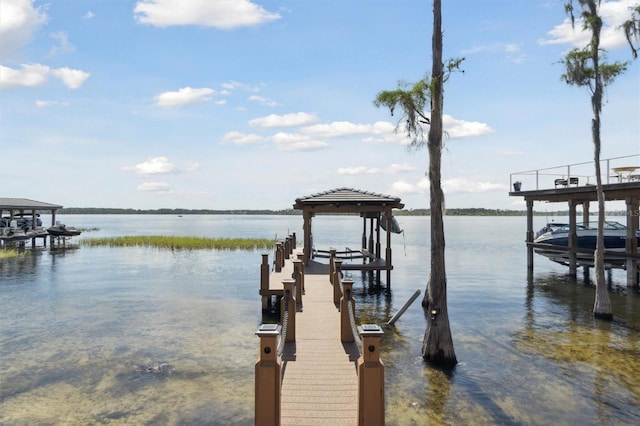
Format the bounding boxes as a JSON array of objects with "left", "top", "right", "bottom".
[
  {"left": 443, "top": 115, "right": 494, "bottom": 139},
  {"left": 248, "top": 95, "right": 278, "bottom": 107},
  {"left": 84, "top": 11, "right": 95, "bottom": 20},
  {"left": 302, "top": 121, "right": 374, "bottom": 137},
  {"left": 270, "top": 132, "right": 329, "bottom": 152},
  {"left": 504, "top": 43, "right": 530, "bottom": 64},
  {"left": 505, "top": 44, "right": 521, "bottom": 53},
  {"left": 443, "top": 177, "right": 505, "bottom": 194},
  {"left": 134, "top": 0, "right": 280, "bottom": 29},
  {"left": 48, "top": 31, "right": 75, "bottom": 57},
  {"left": 378, "top": 115, "right": 493, "bottom": 143},
  {"left": 460, "top": 45, "right": 487, "bottom": 55},
  {"left": 337, "top": 163, "right": 414, "bottom": 176},
  {"left": 391, "top": 180, "right": 422, "bottom": 194},
  {"left": 391, "top": 176, "right": 505, "bottom": 195},
  {"left": 0, "top": 64, "right": 89, "bottom": 89},
  {"left": 124, "top": 157, "right": 201, "bottom": 176},
  {"left": 0, "top": 63, "right": 49, "bottom": 87},
  {"left": 300, "top": 117, "right": 492, "bottom": 144},
  {"left": 0, "top": 0, "right": 48, "bottom": 60},
  {"left": 362, "top": 132, "right": 409, "bottom": 145},
  {"left": 155, "top": 87, "right": 215, "bottom": 107},
  {"left": 50, "top": 67, "right": 90, "bottom": 88},
  {"left": 221, "top": 131, "right": 264, "bottom": 146},
  {"left": 183, "top": 162, "right": 201, "bottom": 172},
  {"left": 389, "top": 163, "right": 415, "bottom": 173},
  {"left": 128, "top": 157, "right": 176, "bottom": 175},
  {"left": 249, "top": 112, "right": 318, "bottom": 128},
  {"left": 540, "top": 0, "right": 637, "bottom": 49},
  {"left": 137, "top": 182, "right": 172, "bottom": 192},
  {"left": 222, "top": 80, "right": 258, "bottom": 91},
  {"left": 337, "top": 166, "right": 383, "bottom": 175},
  {"left": 461, "top": 42, "right": 529, "bottom": 63},
  {"left": 36, "top": 100, "right": 69, "bottom": 107},
  {"left": 0, "top": 3, "right": 89, "bottom": 90}
]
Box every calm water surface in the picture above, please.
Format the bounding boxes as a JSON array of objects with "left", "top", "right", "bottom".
[{"left": 1, "top": 215, "right": 639, "bottom": 425}]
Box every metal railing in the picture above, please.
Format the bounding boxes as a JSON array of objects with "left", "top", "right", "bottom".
[{"left": 509, "top": 153, "right": 640, "bottom": 192}]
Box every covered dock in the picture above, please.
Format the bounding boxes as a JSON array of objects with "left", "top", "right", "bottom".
[
  {"left": 293, "top": 188, "right": 404, "bottom": 285},
  {"left": 509, "top": 155, "right": 640, "bottom": 287},
  {"left": 0, "top": 197, "right": 63, "bottom": 247}
]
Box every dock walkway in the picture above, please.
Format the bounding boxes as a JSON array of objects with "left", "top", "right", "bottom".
[{"left": 273, "top": 257, "right": 360, "bottom": 425}]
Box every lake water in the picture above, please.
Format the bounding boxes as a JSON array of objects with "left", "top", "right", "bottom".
[{"left": 1, "top": 214, "right": 639, "bottom": 425}]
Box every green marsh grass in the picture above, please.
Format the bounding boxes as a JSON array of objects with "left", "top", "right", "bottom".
[
  {"left": 81, "top": 236, "right": 276, "bottom": 250},
  {"left": 0, "top": 249, "right": 24, "bottom": 259}
]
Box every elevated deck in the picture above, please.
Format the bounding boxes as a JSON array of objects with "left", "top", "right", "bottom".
[{"left": 509, "top": 154, "right": 639, "bottom": 286}]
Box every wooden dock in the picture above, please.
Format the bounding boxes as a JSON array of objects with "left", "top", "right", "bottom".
[{"left": 270, "top": 255, "right": 360, "bottom": 425}]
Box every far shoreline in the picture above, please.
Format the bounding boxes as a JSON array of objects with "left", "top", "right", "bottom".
[{"left": 56, "top": 207, "right": 630, "bottom": 217}]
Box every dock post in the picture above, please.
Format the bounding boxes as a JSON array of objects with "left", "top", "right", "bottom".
[
  {"left": 284, "top": 237, "right": 291, "bottom": 260},
  {"left": 275, "top": 242, "right": 283, "bottom": 272},
  {"left": 568, "top": 200, "right": 577, "bottom": 277},
  {"left": 292, "top": 232, "right": 296, "bottom": 250},
  {"left": 261, "top": 254, "right": 270, "bottom": 310},
  {"left": 293, "top": 259, "right": 303, "bottom": 308},
  {"left": 281, "top": 278, "right": 296, "bottom": 342},
  {"left": 357, "top": 324, "right": 385, "bottom": 426},
  {"left": 281, "top": 242, "right": 287, "bottom": 269},
  {"left": 626, "top": 199, "right": 639, "bottom": 287},
  {"left": 333, "top": 258, "right": 343, "bottom": 305},
  {"left": 329, "top": 248, "right": 337, "bottom": 284},
  {"left": 297, "top": 253, "right": 305, "bottom": 294},
  {"left": 340, "top": 278, "right": 355, "bottom": 343},
  {"left": 526, "top": 199, "right": 534, "bottom": 270},
  {"left": 255, "top": 324, "right": 281, "bottom": 426}
]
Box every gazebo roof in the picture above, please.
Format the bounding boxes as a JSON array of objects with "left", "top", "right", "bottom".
[
  {"left": 0, "top": 198, "right": 63, "bottom": 210},
  {"left": 293, "top": 187, "right": 404, "bottom": 212}
]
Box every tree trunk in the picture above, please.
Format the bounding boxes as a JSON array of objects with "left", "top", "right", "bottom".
[
  {"left": 421, "top": 0, "right": 457, "bottom": 366},
  {"left": 588, "top": 0, "right": 613, "bottom": 319}
]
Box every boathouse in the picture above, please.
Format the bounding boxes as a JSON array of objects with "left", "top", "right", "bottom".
[
  {"left": 0, "top": 197, "right": 63, "bottom": 247},
  {"left": 509, "top": 154, "right": 640, "bottom": 287},
  {"left": 293, "top": 187, "right": 404, "bottom": 284}
]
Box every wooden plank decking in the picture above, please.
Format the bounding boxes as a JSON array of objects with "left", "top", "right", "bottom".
[{"left": 271, "top": 255, "right": 360, "bottom": 425}]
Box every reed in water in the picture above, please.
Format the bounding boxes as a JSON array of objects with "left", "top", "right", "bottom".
[
  {"left": 81, "top": 236, "right": 276, "bottom": 250},
  {"left": 0, "top": 249, "right": 23, "bottom": 259}
]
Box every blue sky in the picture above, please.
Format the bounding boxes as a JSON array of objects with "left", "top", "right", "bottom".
[{"left": 1, "top": 0, "right": 638, "bottom": 211}]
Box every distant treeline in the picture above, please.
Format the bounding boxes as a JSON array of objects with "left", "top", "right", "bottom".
[
  {"left": 58, "top": 207, "right": 300, "bottom": 215},
  {"left": 57, "top": 207, "right": 628, "bottom": 216}
]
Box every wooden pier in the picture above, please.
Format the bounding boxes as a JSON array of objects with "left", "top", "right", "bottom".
[
  {"left": 256, "top": 243, "right": 386, "bottom": 425},
  {"left": 279, "top": 259, "right": 359, "bottom": 425}
]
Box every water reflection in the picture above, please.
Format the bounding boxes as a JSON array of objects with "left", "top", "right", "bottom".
[{"left": 2, "top": 216, "right": 640, "bottom": 424}]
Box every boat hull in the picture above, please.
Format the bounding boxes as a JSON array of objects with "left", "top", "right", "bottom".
[
  {"left": 47, "top": 224, "right": 82, "bottom": 237},
  {"left": 533, "top": 221, "right": 640, "bottom": 267}
]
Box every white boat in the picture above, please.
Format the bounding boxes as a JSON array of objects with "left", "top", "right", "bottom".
[{"left": 533, "top": 221, "right": 640, "bottom": 266}]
